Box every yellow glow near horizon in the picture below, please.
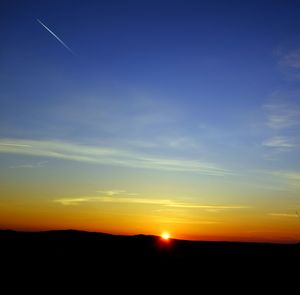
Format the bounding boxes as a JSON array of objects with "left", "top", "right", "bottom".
[
  {"left": 161, "top": 232, "right": 170, "bottom": 240},
  {"left": 1, "top": 182, "right": 300, "bottom": 243}
]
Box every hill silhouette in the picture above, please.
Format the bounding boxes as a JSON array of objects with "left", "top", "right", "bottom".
[{"left": 1, "top": 229, "right": 299, "bottom": 287}]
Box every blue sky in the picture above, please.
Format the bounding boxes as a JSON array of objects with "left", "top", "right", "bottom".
[{"left": 1, "top": 0, "right": 300, "bottom": 241}]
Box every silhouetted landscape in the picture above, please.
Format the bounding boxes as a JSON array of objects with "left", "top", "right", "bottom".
[{"left": 1, "top": 229, "right": 299, "bottom": 283}]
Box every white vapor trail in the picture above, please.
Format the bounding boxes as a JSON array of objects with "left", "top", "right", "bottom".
[{"left": 37, "top": 19, "right": 76, "bottom": 55}]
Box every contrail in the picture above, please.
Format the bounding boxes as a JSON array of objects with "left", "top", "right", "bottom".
[{"left": 36, "top": 19, "right": 76, "bottom": 55}]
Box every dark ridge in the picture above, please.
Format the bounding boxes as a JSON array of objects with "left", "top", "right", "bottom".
[{"left": 1, "top": 229, "right": 299, "bottom": 286}]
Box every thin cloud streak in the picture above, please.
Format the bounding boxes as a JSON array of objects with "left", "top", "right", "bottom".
[
  {"left": 262, "top": 136, "right": 296, "bottom": 149},
  {"left": 0, "top": 143, "right": 32, "bottom": 148},
  {"left": 54, "top": 198, "right": 90, "bottom": 206},
  {"left": 54, "top": 195, "right": 251, "bottom": 210},
  {"left": 96, "top": 190, "right": 139, "bottom": 197},
  {"left": 269, "top": 170, "right": 300, "bottom": 181},
  {"left": 268, "top": 213, "right": 299, "bottom": 218},
  {"left": 154, "top": 216, "right": 221, "bottom": 225},
  {"left": 96, "top": 190, "right": 130, "bottom": 196},
  {"left": 9, "top": 161, "right": 48, "bottom": 169},
  {"left": 0, "top": 138, "right": 231, "bottom": 175},
  {"left": 261, "top": 169, "right": 300, "bottom": 191},
  {"left": 261, "top": 102, "right": 300, "bottom": 157},
  {"left": 167, "top": 203, "right": 250, "bottom": 209},
  {"left": 264, "top": 103, "right": 299, "bottom": 130},
  {"left": 37, "top": 19, "right": 76, "bottom": 55},
  {"left": 280, "top": 48, "right": 300, "bottom": 69}
]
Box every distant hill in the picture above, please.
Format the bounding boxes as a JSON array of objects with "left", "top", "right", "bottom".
[{"left": 1, "top": 229, "right": 299, "bottom": 287}]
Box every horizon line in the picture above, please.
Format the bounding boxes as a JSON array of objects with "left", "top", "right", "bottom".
[{"left": 0, "top": 228, "right": 298, "bottom": 245}]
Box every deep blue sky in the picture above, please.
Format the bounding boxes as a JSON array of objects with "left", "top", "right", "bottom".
[
  {"left": 2, "top": 0, "right": 300, "bottom": 163},
  {"left": 2, "top": 0, "right": 300, "bottom": 104},
  {"left": 1, "top": 1, "right": 300, "bottom": 240}
]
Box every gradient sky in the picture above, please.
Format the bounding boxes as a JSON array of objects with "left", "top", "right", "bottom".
[{"left": 1, "top": 0, "right": 300, "bottom": 242}]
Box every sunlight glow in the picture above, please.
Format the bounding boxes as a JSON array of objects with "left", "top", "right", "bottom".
[{"left": 161, "top": 232, "right": 170, "bottom": 240}]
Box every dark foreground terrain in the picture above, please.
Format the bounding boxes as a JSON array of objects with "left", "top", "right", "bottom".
[{"left": 1, "top": 230, "right": 299, "bottom": 288}]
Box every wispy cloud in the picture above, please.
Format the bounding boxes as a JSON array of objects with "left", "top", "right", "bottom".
[
  {"left": 126, "top": 136, "right": 200, "bottom": 150},
  {"left": 53, "top": 198, "right": 91, "bottom": 206},
  {"left": 96, "top": 190, "right": 135, "bottom": 196},
  {"left": 9, "top": 161, "right": 48, "bottom": 169},
  {"left": 0, "top": 138, "right": 230, "bottom": 175},
  {"left": 264, "top": 103, "right": 299, "bottom": 130},
  {"left": 262, "top": 136, "right": 296, "bottom": 149},
  {"left": 0, "top": 143, "right": 32, "bottom": 148},
  {"left": 270, "top": 170, "right": 300, "bottom": 181},
  {"left": 279, "top": 48, "right": 300, "bottom": 69},
  {"left": 166, "top": 202, "right": 249, "bottom": 210},
  {"left": 54, "top": 194, "right": 250, "bottom": 211},
  {"left": 261, "top": 102, "right": 300, "bottom": 155},
  {"left": 262, "top": 170, "right": 300, "bottom": 191},
  {"left": 268, "top": 213, "right": 299, "bottom": 218},
  {"left": 153, "top": 216, "right": 221, "bottom": 225},
  {"left": 93, "top": 196, "right": 174, "bottom": 206}
]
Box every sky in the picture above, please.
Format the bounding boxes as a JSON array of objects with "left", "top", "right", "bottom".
[{"left": 1, "top": 0, "right": 300, "bottom": 242}]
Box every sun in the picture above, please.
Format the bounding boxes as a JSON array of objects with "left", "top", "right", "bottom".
[{"left": 161, "top": 232, "right": 170, "bottom": 240}]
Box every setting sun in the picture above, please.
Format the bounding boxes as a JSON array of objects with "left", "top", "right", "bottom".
[{"left": 161, "top": 232, "right": 170, "bottom": 240}]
